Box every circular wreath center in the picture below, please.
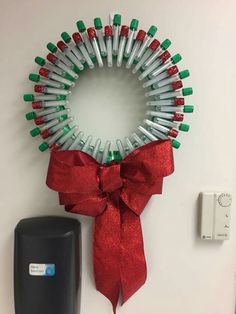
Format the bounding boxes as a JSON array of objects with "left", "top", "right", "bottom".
[{"left": 70, "top": 65, "right": 146, "bottom": 146}]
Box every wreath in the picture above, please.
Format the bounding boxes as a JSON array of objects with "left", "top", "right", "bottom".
[
  {"left": 23, "top": 14, "right": 193, "bottom": 312},
  {"left": 24, "top": 14, "right": 193, "bottom": 164}
]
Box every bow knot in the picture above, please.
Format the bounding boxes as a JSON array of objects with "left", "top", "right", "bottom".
[{"left": 99, "top": 163, "right": 123, "bottom": 193}]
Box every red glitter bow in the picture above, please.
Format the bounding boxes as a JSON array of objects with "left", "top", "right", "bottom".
[{"left": 46, "top": 140, "right": 174, "bottom": 312}]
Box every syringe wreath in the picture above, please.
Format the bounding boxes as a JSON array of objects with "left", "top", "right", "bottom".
[{"left": 24, "top": 15, "right": 194, "bottom": 164}]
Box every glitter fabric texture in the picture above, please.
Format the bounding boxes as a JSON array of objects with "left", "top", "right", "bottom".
[{"left": 46, "top": 139, "right": 174, "bottom": 312}]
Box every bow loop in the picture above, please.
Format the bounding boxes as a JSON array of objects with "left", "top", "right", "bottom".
[{"left": 99, "top": 163, "right": 123, "bottom": 193}]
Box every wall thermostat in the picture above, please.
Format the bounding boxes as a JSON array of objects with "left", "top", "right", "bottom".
[{"left": 200, "top": 192, "right": 232, "bottom": 240}]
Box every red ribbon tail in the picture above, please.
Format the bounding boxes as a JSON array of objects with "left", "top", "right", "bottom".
[
  {"left": 120, "top": 208, "right": 147, "bottom": 303},
  {"left": 92, "top": 199, "right": 147, "bottom": 312},
  {"left": 93, "top": 201, "right": 121, "bottom": 312}
]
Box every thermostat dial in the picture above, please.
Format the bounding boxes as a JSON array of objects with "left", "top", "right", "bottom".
[{"left": 218, "top": 193, "right": 232, "bottom": 207}]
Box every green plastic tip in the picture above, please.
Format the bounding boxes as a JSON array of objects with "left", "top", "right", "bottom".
[
  {"left": 172, "top": 139, "right": 181, "bottom": 149},
  {"left": 160, "top": 39, "right": 171, "bottom": 50},
  {"left": 47, "top": 42, "right": 57, "bottom": 53},
  {"left": 57, "top": 95, "right": 66, "bottom": 100},
  {"left": 113, "top": 14, "right": 121, "bottom": 26},
  {"left": 57, "top": 105, "right": 65, "bottom": 111},
  {"left": 94, "top": 17, "right": 102, "bottom": 29},
  {"left": 25, "top": 111, "right": 36, "bottom": 120},
  {"left": 61, "top": 32, "right": 71, "bottom": 43},
  {"left": 106, "top": 151, "right": 113, "bottom": 164},
  {"left": 35, "top": 56, "right": 45, "bottom": 66},
  {"left": 29, "top": 73, "right": 40, "bottom": 83},
  {"left": 63, "top": 125, "right": 71, "bottom": 133},
  {"left": 171, "top": 53, "right": 182, "bottom": 64},
  {"left": 77, "top": 20, "right": 86, "bottom": 32},
  {"left": 30, "top": 127, "right": 40, "bottom": 137},
  {"left": 82, "top": 62, "right": 90, "bottom": 70},
  {"left": 64, "top": 73, "right": 75, "bottom": 81},
  {"left": 58, "top": 114, "right": 68, "bottom": 122},
  {"left": 147, "top": 25, "right": 157, "bottom": 37},
  {"left": 73, "top": 65, "right": 81, "bottom": 74},
  {"left": 130, "top": 19, "right": 139, "bottom": 30},
  {"left": 183, "top": 105, "right": 194, "bottom": 113},
  {"left": 113, "top": 150, "right": 122, "bottom": 162},
  {"left": 23, "top": 94, "right": 34, "bottom": 102},
  {"left": 179, "top": 69, "right": 190, "bottom": 79},
  {"left": 179, "top": 123, "right": 190, "bottom": 132},
  {"left": 182, "top": 87, "right": 193, "bottom": 96},
  {"left": 39, "top": 142, "right": 49, "bottom": 152}
]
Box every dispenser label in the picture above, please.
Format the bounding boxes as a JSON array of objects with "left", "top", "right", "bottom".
[{"left": 29, "top": 263, "right": 55, "bottom": 276}]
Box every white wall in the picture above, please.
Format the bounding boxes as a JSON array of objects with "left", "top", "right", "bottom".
[{"left": 1, "top": 0, "right": 236, "bottom": 314}]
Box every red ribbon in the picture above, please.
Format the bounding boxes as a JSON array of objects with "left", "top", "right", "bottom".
[{"left": 46, "top": 140, "right": 174, "bottom": 312}]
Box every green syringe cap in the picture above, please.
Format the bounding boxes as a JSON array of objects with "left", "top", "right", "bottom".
[
  {"left": 35, "top": 56, "right": 45, "bottom": 66},
  {"left": 25, "top": 111, "right": 36, "bottom": 120},
  {"left": 172, "top": 139, "right": 181, "bottom": 149},
  {"left": 147, "top": 25, "right": 157, "bottom": 37},
  {"left": 130, "top": 19, "right": 139, "bottom": 30},
  {"left": 39, "top": 142, "right": 49, "bottom": 152},
  {"left": 58, "top": 114, "right": 68, "bottom": 122},
  {"left": 179, "top": 69, "right": 190, "bottom": 79},
  {"left": 171, "top": 53, "right": 182, "bottom": 64},
  {"left": 30, "top": 127, "right": 40, "bottom": 137},
  {"left": 77, "top": 20, "right": 86, "bottom": 32},
  {"left": 113, "top": 150, "right": 122, "bottom": 162},
  {"left": 64, "top": 73, "right": 75, "bottom": 82},
  {"left": 160, "top": 39, "right": 171, "bottom": 50},
  {"left": 63, "top": 125, "right": 71, "bottom": 133},
  {"left": 179, "top": 123, "right": 190, "bottom": 132},
  {"left": 113, "top": 14, "right": 121, "bottom": 26},
  {"left": 182, "top": 87, "right": 193, "bottom": 96},
  {"left": 106, "top": 150, "right": 122, "bottom": 163},
  {"left": 57, "top": 95, "right": 67, "bottom": 100},
  {"left": 29, "top": 73, "right": 40, "bottom": 83},
  {"left": 61, "top": 32, "right": 71, "bottom": 43},
  {"left": 94, "top": 17, "right": 103, "bottom": 29},
  {"left": 183, "top": 105, "right": 194, "bottom": 113},
  {"left": 106, "top": 151, "right": 113, "bottom": 164},
  {"left": 47, "top": 42, "right": 57, "bottom": 53},
  {"left": 57, "top": 105, "right": 65, "bottom": 111},
  {"left": 23, "top": 94, "right": 34, "bottom": 102}
]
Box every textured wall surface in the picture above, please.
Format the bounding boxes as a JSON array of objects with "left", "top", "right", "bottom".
[{"left": 0, "top": 0, "right": 236, "bottom": 313}]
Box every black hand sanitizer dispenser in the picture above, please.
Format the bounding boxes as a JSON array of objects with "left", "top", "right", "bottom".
[{"left": 14, "top": 216, "right": 81, "bottom": 314}]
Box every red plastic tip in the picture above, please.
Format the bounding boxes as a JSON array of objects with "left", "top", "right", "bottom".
[
  {"left": 172, "top": 80, "right": 183, "bottom": 90},
  {"left": 34, "top": 116, "right": 44, "bottom": 125},
  {"left": 50, "top": 143, "right": 60, "bottom": 151},
  {"left": 173, "top": 113, "right": 184, "bottom": 121},
  {"left": 32, "top": 101, "right": 42, "bottom": 109},
  {"left": 39, "top": 67, "right": 50, "bottom": 78},
  {"left": 167, "top": 65, "right": 179, "bottom": 76},
  {"left": 149, "top": 39, "right": 160, "bottom": 51},
  {"left": 57, "top": 40, "right": 68, "bottom": 51},
  {"left": 175, "top": 98, "right": 185, "bottom": 106},
  {"left": 87, "top": 27, "right": 97, "bottom": 39},
  {"left": 41, "top": 129, "right": 50, "bottom": 139},
  {"left": 34, "top": 85, "right": 45, "bottom": 93},
  {"left": 136, "top": 30, "right": 146, "bottom": 41},
  {"left": 168, "top": 128, "right": 178, "bottom": 138},
  {"left": 104, "top": 25, "right": 113, "bottom": 37},
  {"left": 72, "top": 32, "right": 82, "bottom": 44},
  {"left": 47, "top": 53, "right": 58, "bottom": 64},
  {"left": 120, "top": 25, "right": 129, "bottom": 37},
  {"left": 159, "top": 50, "right": 171, "bottom": 63}
]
